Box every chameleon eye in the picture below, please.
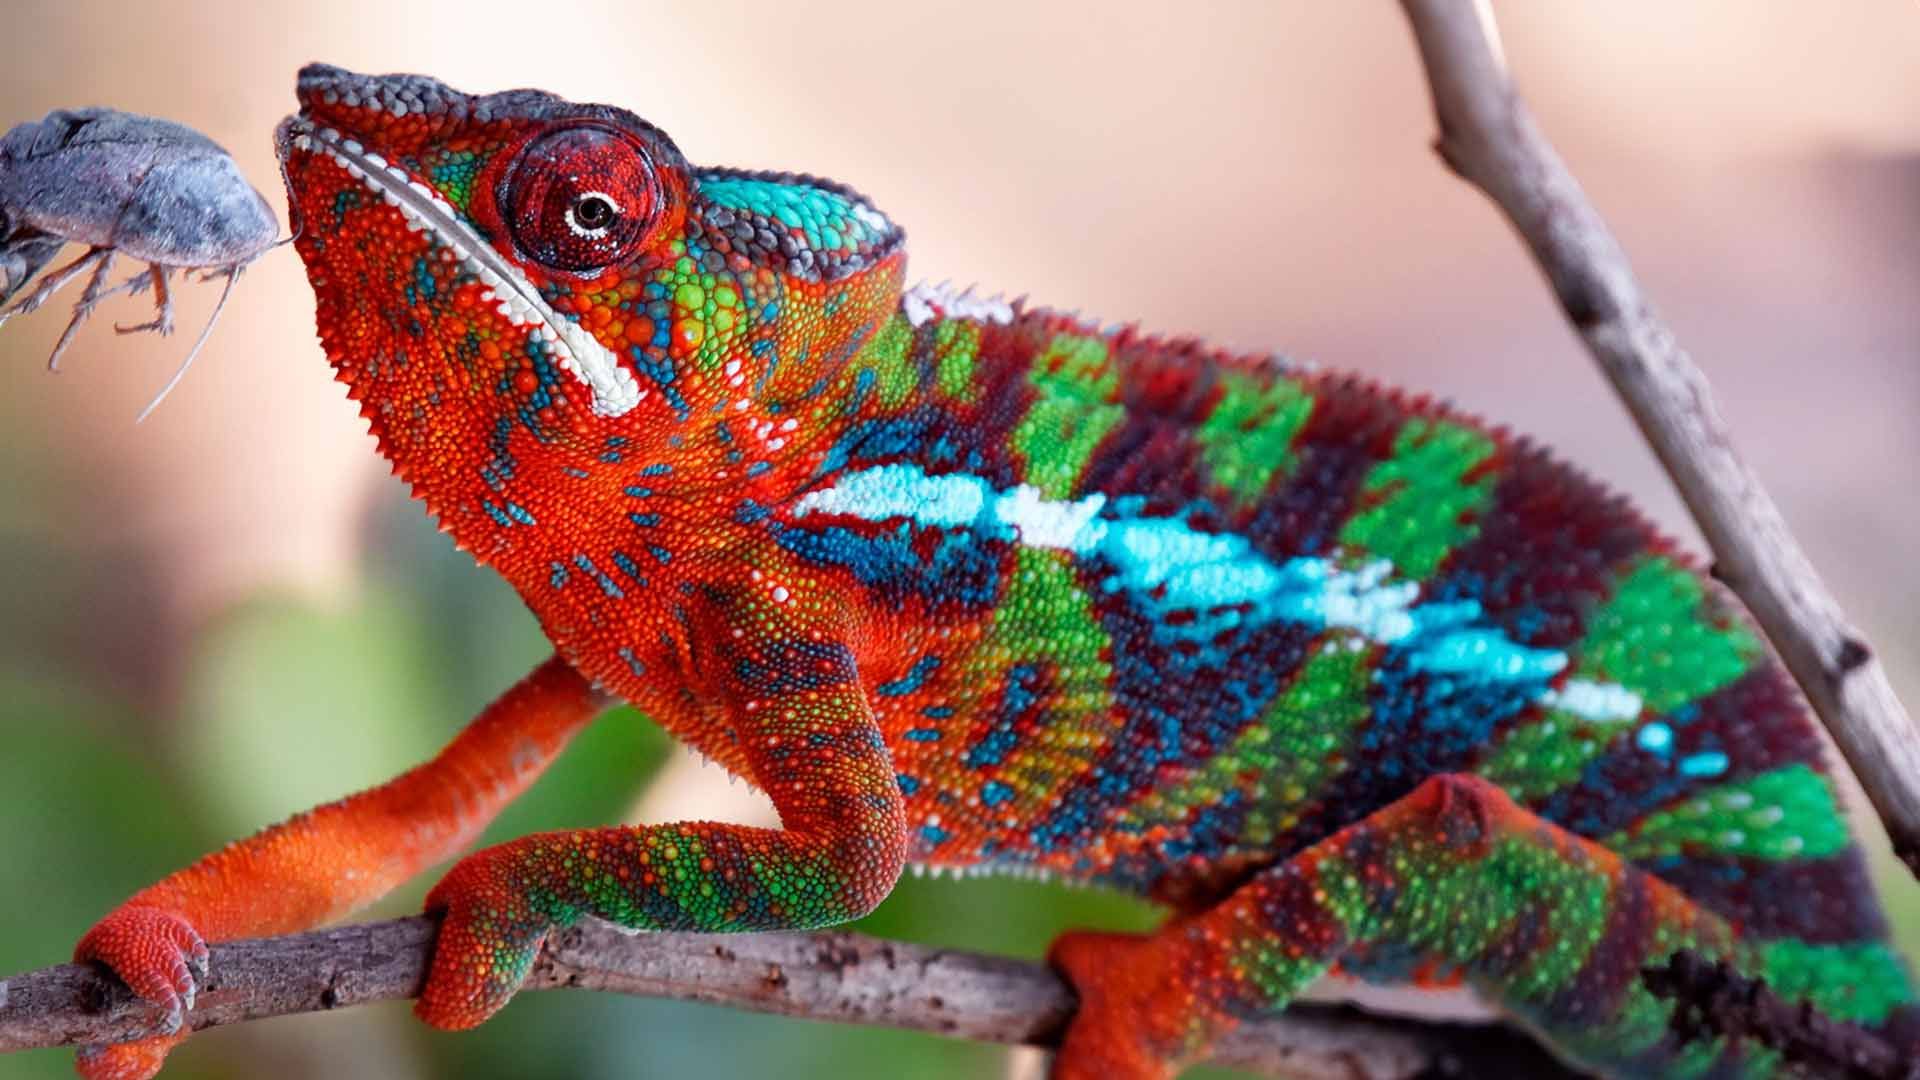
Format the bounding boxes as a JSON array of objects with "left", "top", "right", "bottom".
[{"left": 503, "top": 123, "right": 659, "bottom": 273}]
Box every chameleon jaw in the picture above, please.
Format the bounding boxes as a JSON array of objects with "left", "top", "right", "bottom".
[{"left": 279, "top": 117, "right": 643, "bottom": 418}]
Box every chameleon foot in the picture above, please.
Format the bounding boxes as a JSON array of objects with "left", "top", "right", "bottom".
[
  {"left": 1048, "top": 929, "right": 1188, "bottom": 1080},
  {"left": 72, "top": 905, "right": 208, "bottom": 1080},
  {"left": 74, "top": 905, "right": 209, "bottom": 1033},
  {"left": 416, "top": 844, "right": 554, "bottom": 1030}
]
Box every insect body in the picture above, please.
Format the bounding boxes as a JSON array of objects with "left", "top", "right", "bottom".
[{"left": 0, "top": 107, "right": 277, "bottom": 417}]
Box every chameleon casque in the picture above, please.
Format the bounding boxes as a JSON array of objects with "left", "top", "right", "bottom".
[{"left": 65, "top": 63, "right": 1915, "bottom": 1080}]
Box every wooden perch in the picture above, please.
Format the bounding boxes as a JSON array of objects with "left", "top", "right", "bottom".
[
  {"left": 1399, "top": 0, "right": 1920, "bottom": 875},
  {"left": 0, "top": 915, "right": 1584, "bottom": 1079}
]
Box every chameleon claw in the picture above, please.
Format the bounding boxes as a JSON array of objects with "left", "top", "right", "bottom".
[
  {"left": 1049, "top": 930, "right": 1185, "bottom": 1080},
  {"left": 74, "top": 904, "right": 210, "bottom": 1035},
  {"left": 186, "top": 935, "right": 211, "bottom": 986}
]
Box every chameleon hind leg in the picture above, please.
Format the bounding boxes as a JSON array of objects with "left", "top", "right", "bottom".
[
  {"left": 1048, "top": 774, "right": 1763, "bottom": 1080},
  {"left": 71, "top": 654, "right": 609, "bottom": 1080}
]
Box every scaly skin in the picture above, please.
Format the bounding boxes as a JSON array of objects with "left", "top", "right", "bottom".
[{"left": 67, "top": 64, "right": 1914, "bottom": 1078}]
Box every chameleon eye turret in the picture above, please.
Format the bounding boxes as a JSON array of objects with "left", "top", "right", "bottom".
[{"left": 498, "top": 122, "right": 672, "bottom": 273}]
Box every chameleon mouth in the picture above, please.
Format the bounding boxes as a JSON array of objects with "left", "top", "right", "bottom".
[{"left": 275, "top": 115, "right": 643, "bottom": 418}]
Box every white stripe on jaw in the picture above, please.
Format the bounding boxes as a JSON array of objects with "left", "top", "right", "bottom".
[{"left": 292, "top": 123, "right": 643, "bottom": 418}]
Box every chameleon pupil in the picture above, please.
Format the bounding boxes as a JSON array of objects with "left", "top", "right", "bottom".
[{"left": 575, "top": 195, "right": 613, "bottom": 229}]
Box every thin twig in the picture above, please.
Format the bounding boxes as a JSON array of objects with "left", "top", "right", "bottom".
[
  {"left": 0, "top": 915, "right": 1583, "bottom": 1079},
  {"left": 1398, "top": 0, "right": 1920, "bottom": 875}
]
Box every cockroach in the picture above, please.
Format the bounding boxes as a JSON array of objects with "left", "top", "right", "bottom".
[{"left": 0, "top": 106, "right": 278, "bottom": 419}]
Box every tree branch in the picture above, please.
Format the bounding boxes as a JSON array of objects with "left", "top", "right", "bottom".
[
  {"left": 0, "top": 915, "right": 1584, "bottom": 1078},
  {"left": 1398, "top": 0, "right": 1920, "bottom": 875}
]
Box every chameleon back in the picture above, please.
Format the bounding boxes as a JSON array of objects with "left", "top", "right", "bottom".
[{"left": 788, "top": 292, "right": 1916, "bottom": 1054}]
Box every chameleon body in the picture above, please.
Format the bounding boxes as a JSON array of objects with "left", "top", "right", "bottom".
[{"left": 69, "top": 64, "right": 1915, "bottom": 1080}]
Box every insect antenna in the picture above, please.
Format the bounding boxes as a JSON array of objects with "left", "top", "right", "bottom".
[{"left": 135, "top": 264, "right": 241, "bottom": 424}]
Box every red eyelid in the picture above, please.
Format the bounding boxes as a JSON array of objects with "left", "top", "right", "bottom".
[{"left": 531, "top": 123, "right": 657, "bottom": 198}]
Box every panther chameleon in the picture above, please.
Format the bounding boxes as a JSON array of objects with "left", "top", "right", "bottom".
[{"left": 65, "top": 63, "right": 1915, "bottom": 1080}]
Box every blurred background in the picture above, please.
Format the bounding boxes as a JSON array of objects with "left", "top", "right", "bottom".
[{"left": 1, "top": 2, "right": 1916, "bottom": 1078}]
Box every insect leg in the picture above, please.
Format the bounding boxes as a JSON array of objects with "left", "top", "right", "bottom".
[
  {"left": 0, "top": 243, "right": 106, "bottom": 326},
  {"left": 45, "top": 247, "right": 117, "bottom": 370},
  {"left": 115, "top": 265, "right": 175, "bottom": 336}
]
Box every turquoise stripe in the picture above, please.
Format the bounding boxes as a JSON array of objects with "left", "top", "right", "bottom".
[{"left": 792, "top": 464, "right": 1570, "bottom": 688}]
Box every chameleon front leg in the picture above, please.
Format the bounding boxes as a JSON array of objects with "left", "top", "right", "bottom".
[
  {"left": 1048, "top": 774, "right": 1754, "bottom": 1080},
  {"left": 415, "top": 593, "right": 908, "bottom": 1029},
  {"left": 71, "top": 654, "right": 608, "bottom": 1080}
]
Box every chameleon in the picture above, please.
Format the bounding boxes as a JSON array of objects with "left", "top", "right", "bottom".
[{"left": 64, "top": 62, "right": 1915, "bottom": 1080}]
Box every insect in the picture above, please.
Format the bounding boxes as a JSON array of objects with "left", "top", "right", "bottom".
[{"left": 0, "top": 106, "right": 278, "bottom": 418}]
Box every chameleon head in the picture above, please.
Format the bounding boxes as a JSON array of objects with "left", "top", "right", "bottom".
[{"left": 277, "top": 63, "right": 908, "bottom": 526}]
